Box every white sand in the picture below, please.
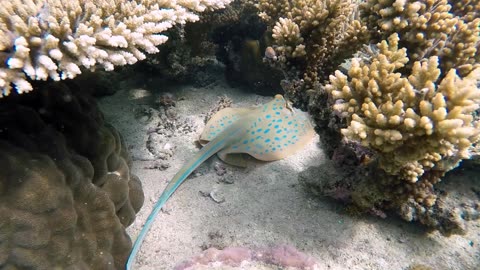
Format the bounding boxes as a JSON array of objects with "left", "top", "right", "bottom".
[{"left": 98, "top": 73, "right": 480, "bottom": 270}]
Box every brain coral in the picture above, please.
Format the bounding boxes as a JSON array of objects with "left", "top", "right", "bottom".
[{"left": 0, "top": 81, "right": 144, "bottom": 269}]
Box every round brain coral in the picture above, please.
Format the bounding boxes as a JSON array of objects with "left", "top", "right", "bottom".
[{"left": 0, "top": 81, "right": 144, "bottom": 269}]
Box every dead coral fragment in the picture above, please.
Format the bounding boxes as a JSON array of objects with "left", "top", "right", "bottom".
[{"left": 326, "top": 33, "right": 480, "bottom": 183}]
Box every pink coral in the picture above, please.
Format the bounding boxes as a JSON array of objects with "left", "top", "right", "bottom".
[{"left": 175, "top": 244, "right": 318, "bottom": 270}]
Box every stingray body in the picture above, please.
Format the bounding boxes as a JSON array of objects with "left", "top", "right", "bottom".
[{"left": 126, "top": 94, "right": 315, "bottom": 269}]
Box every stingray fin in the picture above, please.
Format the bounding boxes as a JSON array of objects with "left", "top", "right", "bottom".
[
  {"left": 218, "top": 95, "right": 315, "bottom": 161},
  {"left": 200, "top": 107, "right": 253, "bottom": 144},
  {"left": 217, "top": 150, "right": 248, "bottom": 167}
]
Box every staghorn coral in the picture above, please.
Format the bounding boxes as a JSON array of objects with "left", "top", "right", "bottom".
[
  {"left": 254, "top": 0, "right": 369, "bottom": 98},
  {"left": 326, "top": 33, "right": 480, "bottom": 205},
  {"left": 0, "top": 80, "right": 144, "bottom": 269},
  {"left": 0, "top": 0, "right": 233, "bottom": 97},
  {"left": 361, "top": 0, "right": 480, "bottom": 77}
]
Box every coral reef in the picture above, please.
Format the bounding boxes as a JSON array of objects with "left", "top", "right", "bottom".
[
  {"left": 243, "top": 0, "right": 480, "bottom": 234},
  {"left": 361, "top": 0, "right": 480, "bottom": 77},
  {"left": 174, "top": 245, "right": 318, "bottom": 270},
  {"left": 326, "top": 34, "right": 480, "bottom": 185},
  {"left": 253, "top": 0, "right": 370, "bottom": 103},
  {"left": 0, "top": 81, "right": 144, "bottom": 269},
  {"left": 0, "top": 0, "right": 233, "bottom": 96},
  {"left": 317, "top": 33, "right": 480, "bottom": 233}
]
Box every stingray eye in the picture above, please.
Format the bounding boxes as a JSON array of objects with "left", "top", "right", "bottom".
[{"left": 284, "top": 98, "right": 295, "bottom": 113}]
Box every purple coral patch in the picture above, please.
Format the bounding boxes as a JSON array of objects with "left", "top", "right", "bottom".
[{"left": 174, "top": 244, "right": 317, "bottom": 270}]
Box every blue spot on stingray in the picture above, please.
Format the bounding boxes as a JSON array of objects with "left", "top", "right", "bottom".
[
  {"left": 211, "top": 126, "right": 215, "bottom": 128},
  {"left": 277, "top": 119, "right": 283, "bottom": 123},
  {"left": 232, "top": 145, "right": 239, "bottom": 149},
  {"left": 274, "top": 137, "right": 280, "bottom": 141},
  {"left": 274, "top": 125, "right": 279, "bottom": 129},
  {"left": 265, "top": 149, "right": 270, "bottom": 153},
  {"left": 256, "top": 135, "right": 262, "bottom": 139},
  {"left": 279, "top": 107, "right": 283, "bottom": 110},
  {"left": 272, "top": 147, "right": 277, "bottom": 151},
  {"left": 273, "top": 107, "right": 277, "bottom": 110},
  {"left": 265, "top": 138, "right": 271, "bottom": 143},
  {"left": 268, "top": 123, "right": 272, "bottom": 127},
  {"left": 275, "top": 112, "right": 280, "bottom": 115},
  {"left": 288, "top": 121, "right": 292, "bottom": 125},
  {"left": 243, "top": 140, "right": 248, "bottom": 144},
  {"left": 221, "top": 123, "right": 224, "bottom": 126},
  {"left": 251, "top": 131, "right": 255, "bottom": 135},
  {"left": 257, "top": 128, "right": 263, "bottom": 132},
  {"left": 276, "top": 130, "right": 282, "bottom": 134},
  {"left": 292, "top": 135, "right": 297, "bottom": 139},
  {"left": 266, "top": 114, "right": 272, "bottom": 119},
  {"left": 246, "top": 146, "right": 251, "bottom": 151},
  {"left": 283, "top": 135, "right": 287, "bottom": 138},
  {"left": 250, "top": 139, "right": 255, "bottom": 142},
  {"left": 264, "top": 129, "right": 271, "bottom": 134}
]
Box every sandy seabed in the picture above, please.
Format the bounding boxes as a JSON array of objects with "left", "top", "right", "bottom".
[{"left": 98, "top": 72, "right": 480, "bottom": 270}]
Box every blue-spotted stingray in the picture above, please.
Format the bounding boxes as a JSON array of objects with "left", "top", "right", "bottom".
[{"left": 126, "top": 94, "right": 315, "bottom": 269}]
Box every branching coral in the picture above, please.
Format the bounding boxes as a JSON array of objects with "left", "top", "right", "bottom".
[
  {"left": 326, "top": 33, "right": 480, "bottom": 197},
  {"left": 254, "top": 0, "right": 369, "bottom": 92},
  {"left": 0, "top": 0, "right": 232, "bottom": 96},
  {"left": 361, "top": 0, "right": 480, "bottom": 77}
]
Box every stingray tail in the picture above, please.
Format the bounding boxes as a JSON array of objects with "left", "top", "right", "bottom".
[{"left": 126, "top": 127, "right": 241, "bottom": 269}]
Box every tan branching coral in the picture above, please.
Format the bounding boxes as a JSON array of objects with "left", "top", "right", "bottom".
[
  {"left": 361, "top": 0, "right": 480, "bottom": 77},
  {"left": 271, "top": 18, "right": 306, "bottom": 58},
  {"left": 326, "top": 34, "right": 480, "bottom": 185},
  {"left": 255, "top": 0, "right": 369, "bottom": 89},
  {"left": 0, "top": 0, "right": 232, "bottom": 97}
]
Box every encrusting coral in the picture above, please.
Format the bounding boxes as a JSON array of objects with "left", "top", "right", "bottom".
[
  {"left": 0, "top": 0, "right": 233, "bottom": 97},
  {"left": 0, "top": 81, "right": 144, "bottom": 269}
]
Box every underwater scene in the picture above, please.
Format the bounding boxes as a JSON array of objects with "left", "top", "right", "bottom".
[{"left": 0, "top": 0, "right": 479, "bottom": 269}]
